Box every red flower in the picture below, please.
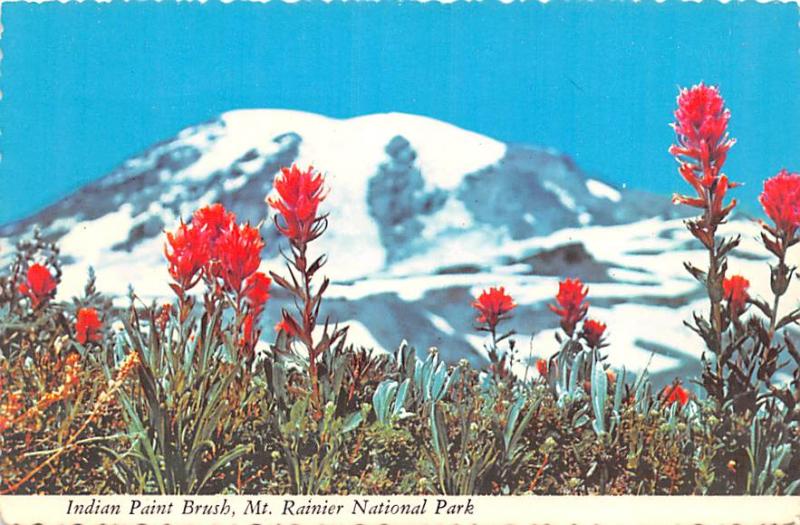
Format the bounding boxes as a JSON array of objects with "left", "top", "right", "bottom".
[
  {"left": 723, "top": 275, "right": 750, "bottom": 316},
  {"left": 472, "top": 286, "right": 516, "bottom": 332},
  {"left": 760, "top": 169, "right": 800, "bottom": 240},
  {"left": 661, "top": 383, "right": 690, "bottom": 407},
  {"left": 582, "top": 318, "right": 607, "bottom": 347},
  {"left": 244, "top": 271, "right": 271, "bottom": 312},
  {"left": 549, "top": 278, "right": 589, "bottom": 336},
  {"left": 18, "top": 263, "right": 57, "bottom": 308},
  {"left": 164, "top": 221, "right": 208, "bottom": 291},
  {"left": 192, "top": 204, "right": 236, "bottom": 246},
  {"left": 536, "top": 358, "right": 548, "bottom": 377},
  {"left": 670, "top": 83, "right": 734, "bottom": 183},
  {"left": 267, "top": 165, "right": 327, "bottom": 244},
  {"left": 670, "top": 84, "right": 737, "bottom": 221},
  {"left": 75, "top": 307, "right": 102, "bottom": 345},
  {"left": 216, "top": 223, "right": 264, "bottom": 293}
]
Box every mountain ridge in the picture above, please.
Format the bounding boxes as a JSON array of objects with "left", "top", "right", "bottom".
[{"left": 3, "top": 109, "right": 774, "bottom": 388}]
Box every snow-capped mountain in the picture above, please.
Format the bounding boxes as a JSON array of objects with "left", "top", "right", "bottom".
[{"left": 1, "top": 110, "right": 790, "bottom": 387}]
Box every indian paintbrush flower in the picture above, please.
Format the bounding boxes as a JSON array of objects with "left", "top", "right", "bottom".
[
  {"left": 216, "top": 222, "right": 265, "bottom": 293},
  {"left": 536, "top": 358, "right": 548, "bottom": 377},
  {"left": 670, "top": 83, "right": 734, "bottom": 184},
  {"left": 549, "top": 278, "right": 589, "bottom": 337},
  {"left": 759, "top": 169, "right": 800, "bottom": 258},
  {"left": 671, "top": 83, "right": 740, "bottom": 373},
  {"left": 192, "top": 203, "right": 237, "bottom": 246},
  {"left": 757, "top": 169, "right": 800, "bottom": 334},
  {"left": 670, "top": 83, "right": 738, "bottom": 235},
  {"left": 473, "top": 286, "right": 516, "bottom": 378},
  {"left": 164, "top": 221, "right": 208, "bottom": 292},
  {"left": 722, "top": 275, "right": 750, "bottom": 317},
  {"left": 267, "top": 165, "right": 341, "bottom": 415},
  {"left": 660, "top": 382, "right": 690, "bottom": 407},
  {"left": 472, "top": 286, "right": 516, "bottom": 334},
  {"left": 244, "top": 271, "right": 271, "bottom": 313},
  {"left": 75, "top": 307, "right": 102, "bottom": 345},
  {"left": 267, "top": 164, "right": 327, "bottom": 245},
  {"left": 581, "top": 318, "right": 607, "bottom": 348},
  {"left": 18, "top": 263, "right": 57, "bottom": 309}
]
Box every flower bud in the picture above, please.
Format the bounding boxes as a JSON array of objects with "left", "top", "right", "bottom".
[
  {"left": 541, "top": 436, "right": 557, "bottom": 454},
  {"left": 770, "top": 263, "right": 791, "bottom": 297}
]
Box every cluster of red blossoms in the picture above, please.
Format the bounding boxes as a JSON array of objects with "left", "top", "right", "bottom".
[
  {"left": 165, "top": 204, "right": 269, "bottom": 301},
  {"left": 164, "top": 203, "right": 271, "bottom": 353},
  {"left": 18, "top": 263, "right": 57, "bottom": 309}
]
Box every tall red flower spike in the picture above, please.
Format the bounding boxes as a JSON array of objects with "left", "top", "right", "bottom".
[
  {"left": 472, "top": 286, "right": 516, "bottom": 333},
  {"left": 267, "top": 164, "right": 327, "bottom": 244},
  {"left": 670, "top": 83, "right": 734, "bottom": 183},
  {"left": 723, "top": 275, "right": 750, "bottom": 317},
  {"left": 582, "top": 318, "right": 607, "bottom": 348},
  {"left": 670, "top": 83, "right": 738, "bottom": 224},
  {"left": 18, "top": 263, "right": 57, "bottom": 309},
  {"left": 164, "top": 221, "right": 209, "bottom": 291},
  {"left": 549, "top": 278, "right": 589, "bottom": 336},
  {"left": 760, "top": 169, "right": 800, "bottom": 246},
  {"left": 661, "top": 383, "right": 690, "bottom": 407},
  {"left": 75, "top": 307, "right": 102, "bottom": 345},
  {"left": 216, "top": 223, "right": 265, "bottom": 293}
]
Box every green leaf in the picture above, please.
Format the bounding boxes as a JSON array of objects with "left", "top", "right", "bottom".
[
  {"left": 342, "top": 411, "right": 363, "bottom": 433},
  {"left": 394, "top": 378, "right": 410, "bottom": 415}
]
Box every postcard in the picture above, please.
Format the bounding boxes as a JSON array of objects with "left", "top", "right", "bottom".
[{"left": 0, "top": 1, "right": 799, "bottom": 524}]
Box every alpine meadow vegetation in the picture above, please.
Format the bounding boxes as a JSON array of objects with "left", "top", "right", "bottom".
[{"left": 1, "top": 85, "right": 799, "bottom": 495}]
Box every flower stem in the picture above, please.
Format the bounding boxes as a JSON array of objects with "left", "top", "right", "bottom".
[{"left": 297, "top": 243, "right": 321, "bottom": 413}]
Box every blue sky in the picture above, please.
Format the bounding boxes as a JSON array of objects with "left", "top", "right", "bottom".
[{"left": 1, "top": 2, "right": 798, "bottom": 224}]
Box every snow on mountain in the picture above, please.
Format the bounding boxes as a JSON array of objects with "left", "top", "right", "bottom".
[{"left": 3, "top": 108, "right": 769, "bottom": 388}]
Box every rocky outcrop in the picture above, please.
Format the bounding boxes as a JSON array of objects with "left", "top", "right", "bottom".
[{"left": 367, "top": 136, "right": 446, "bottom": 262}]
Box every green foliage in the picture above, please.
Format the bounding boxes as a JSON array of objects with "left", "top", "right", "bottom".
[
  {"left": 2, "top": 223, "right": 799, "bottom": 496},
  {"left": 109, "top": 302, "right": 256, "bottom": 494}
]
